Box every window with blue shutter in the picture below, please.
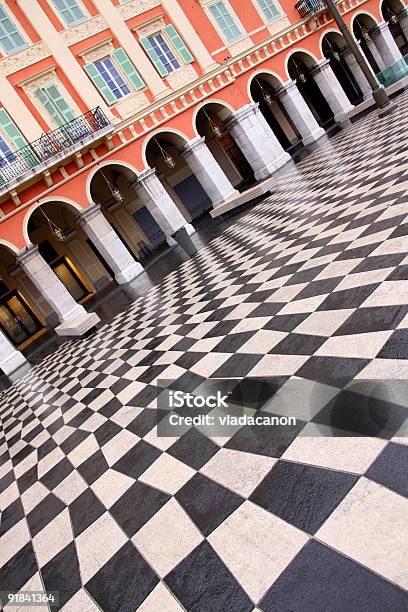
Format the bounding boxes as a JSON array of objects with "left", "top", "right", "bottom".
[
  {"left": 35, "top": 84, "right": 76, "bottom": 127},
  {"left": 163, "top": 25, "right": 194, "bottom": 65},
  {"left": 209, "top": 1, "right": 242, "bottom": 43},
  {"left": 0, "top": 108, "right": 38, "bottom": 169},
  {"left": 0, "top": 6, "right": 27, "bottom": 55},
  {"left": 50, "top": 0, "right": 86, "bottom": 27},
  {"left": 143, "top": 34, "right": 181, "bottom": 75},
  {"left": 111, "top": 48, "right": 145, "bottom": 91},
  {"left": 256, "top": 0, "right": 280, "bottom": 22}
]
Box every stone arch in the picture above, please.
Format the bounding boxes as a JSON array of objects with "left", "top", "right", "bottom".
[
  {"left": 248, "top": 70, "right": 302, "bottom": 153},
  {"left": 23, "top": 198, "right": 83, "bottom": 247},
  {"left": 0, "top": 238, "right": 20, "bottom": 256},
  {"left": 286, "top": 50, "right": 335, "bottom": 128},
  {"left": 284, "top": 48, "right": 321, "bottom": 80},
  {"left": 142, "top": 128, "right": 190, "bottom": 168},
  {"left": 194, "top": 100, "right": 255, "bottom": 192},
  {"left": 86, "top": 159, "right": 140, "bottom": 205},
  {"left": 321, "top": 30, "right": 365, "bottom": 104},
  {"left": 352, "top": 12, "right": 382, "bottom": 73},
  {"left": 380, "top": 0, "right": 408, "bottom": 55}
]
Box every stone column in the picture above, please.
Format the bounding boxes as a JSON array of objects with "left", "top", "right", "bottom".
[
  {"left": 342, "top": 44, "right": 373, "bottom": 100},
  {"left": 311, "top": 59, "right": 354, "bottom": 123},
  {"left": 276, "top": 80, "right": 325, "bottom": 145},
  {"left": 397, "top": 7, "right": 408, "bottom": 40},
  {"left": 78, "top": 203, "right": 143, "bottom": 285},
  {"left": 364, "top": 37, "right": 386, "bottom": 71},
  {"left": 134, "top": 168, "right": 197, "bottom": 255},
  {"left": 16, "top": 246, "right": 100, "bottom": 337},
  {"left": 371, "top": 20, "right": 403, "bottom": 67},
  {"left": 225, "top": 102, "right": 291, "bottom": 181},
  {"left": 182, "top": 136, "right": 239, "bottom": 209},
  {"left": 0, "top": 331, "right": 27, "bottom": 376}
]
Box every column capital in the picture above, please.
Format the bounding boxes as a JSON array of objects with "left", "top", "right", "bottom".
[
  {"left": 16, "top": 244, "right": 39, "bottom": 266},
  {"left": 275, "top": 79, "right": 298, "bottom": 98},
  {"left": 136, "top": 167, "right": 156, "bottom": 184},
  {"left": 372, "top": 20, "right": 391, "bottom": 34},
  {"left": 77, "top": 202, "right": 102, "bottom": 225},
  {"left": 181, "top": 135, "right": 206, "bottom": 155},
  {"left": 310, "top": 58, "right": 330, "bottom": 76},
  {"left": 397, "top": 6, "right": 408, "bottom": 17},
  {"left": 225, "top": 102, "right": 259, "bottom": 128}
]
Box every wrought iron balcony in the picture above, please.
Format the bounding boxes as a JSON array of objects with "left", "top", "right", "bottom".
[
  {"left": 0, "top": 107, "right": 112, "bottom": 191},
  {"left": 295, "top": 0, "right": 327, "bottom": 18}
]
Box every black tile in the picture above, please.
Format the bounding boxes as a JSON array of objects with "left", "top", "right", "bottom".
[
  {"left": 269, "top": 333, "right": 326, "bottom": 355},
  {"left": 334, "top": 305, "right": 408, "bottom": 335},
  {"left": 317, "top": 284, "right": 380, "bottom": 310},
  {"left": 40, "top": 457, "right": 74, "bottom": 490},
  {"left": 41, "top": 542, "right": 81, "bottom": 608},
  {"left": 225, "top": 412, "right": 306, "bottom": 458},
  {"left": 127, "top": 385, "right": 160, "bottom": 407},
  {"left": 26, "top": 493, "right": 66, "bottom": 537},
  {"left": 164, "top": 541, "right": 253, "bottom": 612},
  {"left": 366, "top": 442, "right": 408, "bottom": 497},
  {"left": 249, "top": 303, "right": 284, "bottom": 317},
  {"left": 312, "top": 389, "right": 407, "bottom": 438},
  {"left": 85, "top": 542, "right": 159, "bottom": 611},
  {"left": 110, "top": 481, "right": 170, "bottom": 536},
  {"left": 351, "top": 253, "right": 405, "bottom": 273},
  {"left": 377, "top": 329, "right": 408, "bottom": 359},
  {"left": 126, "top": 409, "right": 157, "bottom": 437},
  {"left": 294, "top": 277, "right": 342, "bottom": 300},
  {"left": 94, "top": 420, "right": 122, "bottom": 446},
  {"left": 212, "top": 354, "right": 262, "bottom": 378},
  {"left": 229, "top": 377, "right": 287, "bottom": 409},
  {"left": 69, "top": 488, "right": 106, "bottom": 537},
  {"left": 0, "top": 497, "right": 24, "bottom": 536},
  {"left": 99, "top": 398, "right": 124, "bottom": 418},
  {"left": 0, "top": 542, "right": 38, "bottom": 596},
  {"left": 385, "top": 265, "right": 408, "bottom": 281},
  {"left": 212, "top": 332, "right": 254, "bottom": 353},
  {"left": 259, "top": 539, "right": 408, "bottom": 612},
  {"left": 176, "top": 473, "right": 243, "bottom": 536},
  {"left": 76, "top": 450, "right": 109, "bottom": 485},
  {"left": 296, "top": 356, "right": 370, "bottom": 387},
  {"left": 263, "top": 313, "right": 309, "bottom": 332},
  {"left": 113, "top": 440, "right": 161, "bottom": 479},
  {"left": 167, "top": 428, "right": 218, "bottom": 470},
  {"left": 250, "top": 460, "right": 357, "bottom": 533},
  {"left": 60, "top": 429, "right": 90, "bottom": 455}
]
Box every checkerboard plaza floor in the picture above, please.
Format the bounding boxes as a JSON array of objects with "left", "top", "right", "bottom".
[{"left": 1, "top": 93, "right": 408, "bottom": 612}]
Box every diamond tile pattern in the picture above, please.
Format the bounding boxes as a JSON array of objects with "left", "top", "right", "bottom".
[{"left": 1, "top": 96, "right": 408, "bottom": 609}]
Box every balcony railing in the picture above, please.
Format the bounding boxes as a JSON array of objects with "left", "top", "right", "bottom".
[
  {"left": 295, "top": 0, "right": 327, "bottom": 18},
  {"left": 0, "top": 107, "right": 111, "bottom": 189}
]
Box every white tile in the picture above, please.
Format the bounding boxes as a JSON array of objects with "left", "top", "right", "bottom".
[
  {"left": 282, "top": 424, "right": 387, "bottom": 473},
  {"left": 76, "top": 513, "right": 127, "bottom": 583},
  {"left": 137, "top": 583, "right": 183, "bottom": 611},
  {"left": 190, "top": 353, "right": 230, "bottom": 377},
  {"left": 21, "top": 481, "right": 49, "bottom": 514},
  {"left": 317, "top": 478, "right": 408, "bottom": 589},
  {"left": 133, "top": 499, "right": 203, "bottom": 577},
  {"left": 278, "top": 294, "right": 327, "bottom": 315},
  {"left": 237, "top": 330, "right": 287, "bottom": 354},
  {"left": 200, "top": 448, "right": 276, "bottom": 497},
  {"left": 248, "top": 354, "right": 309, "bottom": 376},
  {"left": 67, "top": 435, "right": 99, "bottom": 468},
  {"left": 100, "top": 430, "right": 140, "bottom": 467},
  {"left": 315, "top": 331, "right": 392, "bottom": 359},
  {"left": 32, "top": 508, "right": 73, "bottom": 567},
  {"left": 355, "top": 358, "right": 408, "bottom": 379},
  {"left": 139, "top": 453, "right": 195, "bottom": 494},
  {"left": 294, "top": 309, "right": 354, "bottom": 336},
  {"left": 334, "top": 268, "right": 393, "bottom": 291},
  {"left": 208, "top": 501, "right": 309, "bottom": 601},
  {"left": 362, "top": 281, "right": 408, "bottom": 307},
  {"left": 0, "top": 518, "right": 31, "bottom": 566},
  {"left": 61, "top": 589, "right": 101, "bottom": 612},
  {"left": 54, "top": 469, "right": 87, "bottom": 505},
  {"left": 91, "top": 469, "right": 134, "bottom": 507}
]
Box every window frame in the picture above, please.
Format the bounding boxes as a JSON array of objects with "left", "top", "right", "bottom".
[
  {"left": 204, "top": 0, "right": 245, "bottom": 45},
  {"left": 93, "top": 56, "right": 132, "bottom": 101},
  {"left": 0, "top": 4, "right": 29, "bottom": 56},
  {"left": 47, "top": 0, "right": 89, "bottom": 28},
  {"left": 146, "top": 32, "right": 181, "bottom": 75},
  {"left": 253, "top": 0, "right": 282, "bottom": 25}
]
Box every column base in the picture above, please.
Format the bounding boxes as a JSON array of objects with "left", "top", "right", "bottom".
[
  {"left": 254, "top": 152, "right": 291, "bottom": 181},
  {"left": 334, "top": 107, "right": 354, "bottom": 126},
  {"left": 0, "top": 348, "right": 27, "bottom": 376},
  {"left": 212, "top": 189, "right": 241, "bottom": 210},
  {"left": 171, "top": 226, "right": 197, "bottom": 256},
  {"left": 302, "top": 127, "right": 326, "bottom": 146},
  {"left": 115, "top": 261, "right": 144, "bottom": 285},
  {"left": 56, "top": 311, "right": 100, "bottom": 337}
]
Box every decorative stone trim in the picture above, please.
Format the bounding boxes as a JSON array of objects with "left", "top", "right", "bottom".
[
  {"left": 0, "top": 42, "right": 51, "bottom": 76},
  {"left": 166, "top": 65, "right": 198, "bottom": 90},
  {"left": 115, "top": 92, "right": 150, "bottom": 118},
  {"left": 132, "top": 15, "right": 165, "bottom": 38},
  {"left": 78, "top": 40, "right": 114, "bottom": 64},
  {"left": 118, "top": 0, "right": 161, "bottom": 21},
  {"left": 228, "top": 37, "right": 254, "bottom": 56},
  {"left": 267, "top": 16, "right": 290, "bottom": 37},
  {"left": 61, "top": 15, "right": 108, "bottom": 46},
  {"left": 18, "top": 67, "right": 58, "bottom": 94}
]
